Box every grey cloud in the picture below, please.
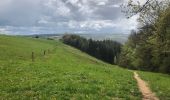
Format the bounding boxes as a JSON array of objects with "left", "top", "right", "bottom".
[
  {"left": 0, "top": 0, "right": 43, "bottom": 26},
  {"left": 94, "top": 6, "right": 123, "bottom": 20},
  {"left": 0, "top": 0, "right": 138, "bottom": 34}
]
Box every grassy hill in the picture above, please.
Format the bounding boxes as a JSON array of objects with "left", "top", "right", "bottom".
[
  {"left": 0, "top": 35, "right": 170, "bottom": 100},
  {"left": 0, "top": 35, "right": 141, "bottom": 99}
]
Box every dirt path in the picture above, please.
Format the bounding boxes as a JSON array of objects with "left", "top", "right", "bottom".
[{"left": 134, "top": 72, "right": 159, "bottom": 100}]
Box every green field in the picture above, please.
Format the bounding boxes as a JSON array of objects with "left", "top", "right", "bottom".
[
  {"left": 0, "top": 35, "right": 170, "bottom": 100},
  {"left": 0, "top": 35, "right": 141, "bottom": 99}
]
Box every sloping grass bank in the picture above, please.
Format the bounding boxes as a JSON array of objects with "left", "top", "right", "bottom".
[{"left": 0, "top": 35, "right": 141, "bottom": 99}]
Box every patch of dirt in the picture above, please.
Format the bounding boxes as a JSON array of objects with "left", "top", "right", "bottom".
[{"left": 134, "top": 72, "right": 159, "bottom": 100}]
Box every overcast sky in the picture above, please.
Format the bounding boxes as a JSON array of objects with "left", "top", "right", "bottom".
[{"left": 0, "top": 0, "right": 140, "bottom": 35}]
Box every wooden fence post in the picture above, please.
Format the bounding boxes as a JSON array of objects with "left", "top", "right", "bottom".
[
  {"left": 32, "top": 52, "right": 34, "bottom": 62},
  {"left": 44, "top": 50, "right": 46, "bottom": 56}
]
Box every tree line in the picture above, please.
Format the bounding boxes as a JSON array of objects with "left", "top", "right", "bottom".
[
  {"left": 119, "top": 0, "right": 170, "bottom": 73},
  {"left": 62, "top": 34, "right": 122, "bottom": 64}
]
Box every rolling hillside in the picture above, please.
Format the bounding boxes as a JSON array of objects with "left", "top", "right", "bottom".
[
  {"left": 0, "top": 35, "right": 141, "bottom": 99},
  {"left": 0, "top": 35, "right": 170, "bottom": 100}
]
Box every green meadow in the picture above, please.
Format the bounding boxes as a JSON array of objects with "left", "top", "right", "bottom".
[
  {"left": 0, "top": 35, "right": 141, "bottom": 99},
  {"left": 0, "top": 35, "right": 170, "bottom": 100}
]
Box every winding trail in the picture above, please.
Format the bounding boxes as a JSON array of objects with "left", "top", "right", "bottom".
[{"left": 134, "top": 72, "right": 159, "bottom": 100}]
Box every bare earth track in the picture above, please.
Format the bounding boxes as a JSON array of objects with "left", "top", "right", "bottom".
[{"left": 134, "top": 72, "right": 159, "bottom": 100}]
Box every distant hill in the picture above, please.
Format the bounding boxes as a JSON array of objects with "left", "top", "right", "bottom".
[
  {"left": 29, "top": 33, "right": 129, "bottom": 44},
  {"left": 79, "top": 33, "right": 129, "bottom": 44}
]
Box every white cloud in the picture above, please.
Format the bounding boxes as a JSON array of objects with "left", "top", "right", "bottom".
[
  {"left": 97, "top": 2, "right": 106, "bottom": 6},
  {"left": 66, "top": 15, "right": 138, "bottom": 33},
  {"left": 114, "top": 15, "right": 138, "bottom": 33},
  {"left": 109, "top": 4, "right": 120, "bottom": 8},
  {"left": 57, "top": 6, "right": 70, "bottom": 16},
  {"left": 79, "top": 5, "right": 94, "bottom": 16},
  {"left": 0, "top": 0, "right": 139, "bottom": 34},
  {"left": 0, "top": 28, "right": 8, "bottom": 34},
  {"left": 38, "top": 17, "right": 49, "bottom": 24},
  {"left": 45, "top": 0, "right": 71, "bottom": 16},
  {"left": 67, "top": 20, "right": 116, "bottom": 31}
]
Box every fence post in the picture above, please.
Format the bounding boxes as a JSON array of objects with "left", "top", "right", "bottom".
[
  {"left": 44, "top": 50, "right": 46, "bottom": 56},
  {"left": 32, "top": 52, "right": 34, "bottom": 62}
]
